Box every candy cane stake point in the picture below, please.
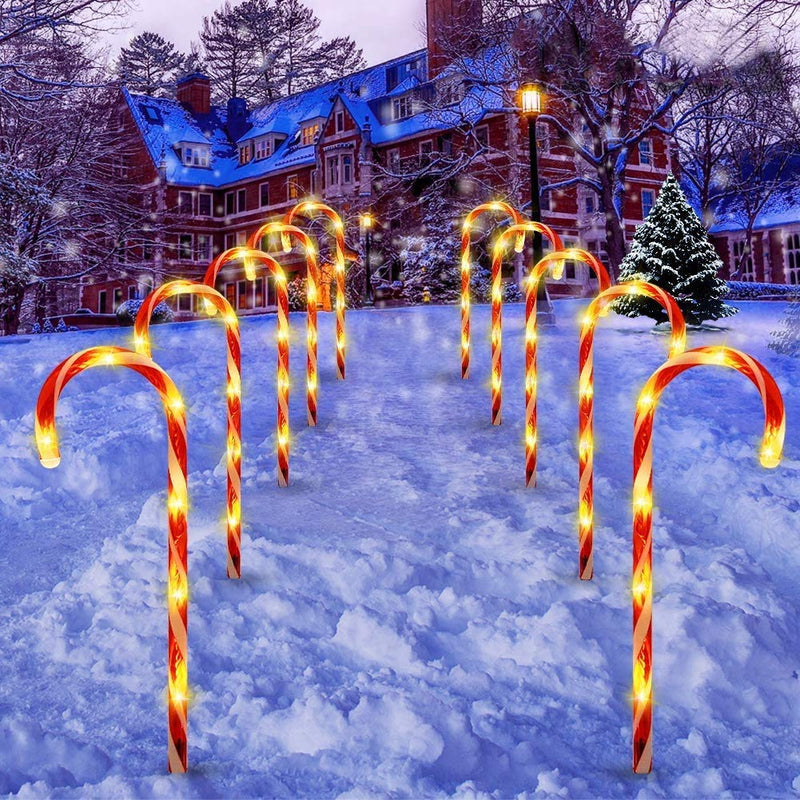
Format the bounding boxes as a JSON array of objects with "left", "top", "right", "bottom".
[
  {"left": 630, "top": 346, "right": 785, "bottom": 775},
  {"left": 205, "top": 248, "right": 291, "bottom": 485},
  {"left": 135, "top": 280, "right": 244, "bottom": 578},
  {"left": 578, "top": 281, "right": 687, "bottom": 580},
  {"left": 487, "top": 221, "right": 565, "bottom": 430},
  {"left": 460, "top": 202, "right": 526, "bottom": 379},
  {"left": 248, "top": 224, "right": 321, "bottom": 427},
  {"left": 35, "top": 346, "right": 193, "bottom": 773},
  {"left": 285, "top": 201, "right": 355, "bottom": 380}
]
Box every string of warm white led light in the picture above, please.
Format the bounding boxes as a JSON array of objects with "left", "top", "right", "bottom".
[
  {"left": 248, "top": 224, "right": 321, "bottom": 427},
  {"left": 134, "top": 280, "right": 244, "bottom": 577},
  {"left": 204, "top": 248, "right": 290, "bottom": 485},
  {"left": 631, "top": 345, "right": 785, "bottom": 775},
  {"left": 460, "top": 202, "right": 526, "bottom": 380},
  {"left": 34, "top": 346, "right": 192, "bottom": 773},
  {"left": 577, "top": 281, "right": 687, "bottom": 580},
  {"left": 285, "top": 201, "right": 356, "bottom": 380}
]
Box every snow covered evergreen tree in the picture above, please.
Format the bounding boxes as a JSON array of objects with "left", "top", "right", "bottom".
[
  {"left": 769, "top": 293, "right": 800, "bottom": 356},
  {"left": 55, "top": 318, "right": 67, "bottom": 332},
  {"left": 42, "top": 319, "right": 54, "bottom": 333},
  {"left": 614, "top": 174, "right": 737, "bottom": 325},
  {"left": 116, "top": 32, "right": 187, "bottom": 96},
  {"left": 400, "top": 191, "right": 461, "bottom": 304}
]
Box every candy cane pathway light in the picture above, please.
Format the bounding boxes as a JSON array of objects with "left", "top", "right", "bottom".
[
  {"left": 285, "top": 201, "right": 356, "bottom": 380},
  {"left": 520, "top": 247, "right": 612, "bottom": 487},
  {"left": 631, "top": 346, "right": 785, "bottom": 775},
  {"left": 487, "top": 221, "right": 564, "bottom": 429},
  {"left": 35, "top": 346, "right": 194, "bottom": 773},
  {"left": 578, "top": 281, "right": 687, "bottom": 580},
  {"left": 460, "top": 202, "right": 526, "bottom": 379},
  {"left": 249, "top": 224, "right": 322, "bottom": 427},
  {"left": 135, "top": 281, "right": 245, "bottom": 578},
  {"left": 204, "top": 249, "right": 291, "bottom": 484}
]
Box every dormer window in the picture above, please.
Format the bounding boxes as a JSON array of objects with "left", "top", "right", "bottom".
[
  {"left": 181, "top": 144, "right": 210, "bottom": 168},
  {"left": 238, "top": 143, "right": 252, "bottom": 165},
  {"left": 301, "top": 123, "right": 320, "bottom": 146},
  {"left": 392, "top": 96, "right": 413, "bottom": 121},
  {"left": 254, "top": 137, "right": 273, "bottom": 160}
]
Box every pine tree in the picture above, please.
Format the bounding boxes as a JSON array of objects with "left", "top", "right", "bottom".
[
  {"left": 116, "top": 32, "right": 187, "bottom": 96},
  {"left": 769, "top": 293, "right": 800, "bottom": 356},
  {"left": 614, "top": 174, "right": 737, "bottom": 325},
  {"left": 400, "top": 191, "right": 462, "bottom": 304}
]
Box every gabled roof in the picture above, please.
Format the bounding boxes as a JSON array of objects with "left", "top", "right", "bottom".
[{"left": 123, "top": 45, "right": 512, "bottom": 188}]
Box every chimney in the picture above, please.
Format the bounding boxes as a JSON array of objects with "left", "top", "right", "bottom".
[
  {"left": 426, "top": 0, "right": 483, "bottom": 80},
  {"left": 177, "top": 72, "right": 211, "bottom": 115},
  {"left": 226, "top": 97, "right": 249, "bottom": 142}
]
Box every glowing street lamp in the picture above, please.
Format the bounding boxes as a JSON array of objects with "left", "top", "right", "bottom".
[{"left": 519, "top": 83, "right": 552, "bottom": 321}]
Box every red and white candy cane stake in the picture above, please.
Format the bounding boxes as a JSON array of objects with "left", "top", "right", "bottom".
[
  {"left": 487, "top": 222, "right": 564, "bottom": 434},
  {"left": 519, "top": 248, "right": 611, "bottom": 487},
  {"left": 204, "top": 248, "right": 291, "bottom": 485},
  {"left": 285, "top": 201, "right": 356, "bottom": 380},
  {"left": 34, "top": 346, "right": 193, "bottom": 773},
  {"left": 460, "top": 202, "right": 526, "bottom": 379},
  {"left": 577, "top": 281, "right": 687, "bottom": 580},
  {"left": 134, "top": 281, "right": 244, "bottom": 577},
  {"left": 631, "top": 346, "right": 785, "bottom": 775},
  {"left": 248, "top": 224, "right": 322, "bottom": 427}
]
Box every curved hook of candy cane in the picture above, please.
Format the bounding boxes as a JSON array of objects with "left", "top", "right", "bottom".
[
  {"left": 34, "top": 346, "right": 191, "bottom": 774},
  {"left": 285, "top": 201, "right": 350, "bottom": 379},
  {"left": 480, "top": 221, "right": 564, "bottom": 429},
  {"left": 133, "top": 280, "right": 243, "bottom": 578},
  {"left": 459, "top": 202, "right": 526, "bottom": 379},
  {"left": 576, "top": 281, "right": 687, "bottom": 581},
  {"left": 250, "top": 223, "right": 320, "bottom": 426},
  {"left": 631, "top": 345, "right": 785, "bottom": 776}
]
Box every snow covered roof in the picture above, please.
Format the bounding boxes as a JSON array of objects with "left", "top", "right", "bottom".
[{"left": 123, "top": 46, "right": 510, "bottom": 188}]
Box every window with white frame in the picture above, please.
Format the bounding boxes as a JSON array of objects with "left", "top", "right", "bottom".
[
  {"left": 198, "top": 192, "right": 212, "bottom": 216},
  {"left": 237, "top": 188, "right": 246, "bottom": 213},
  {"left": 178, "top": 191, "right": 193, "bottom": 215},
  {"left": 387, "top": 148, "right": 400, "bottom": 169},
  {"left": 177, "top": 294, "right": 193, "bottom": 313},
  {"left": 326, "top": 153, "right": 355, "bottom": 188},
  {"left": 236, "top": 231, "right": 247, "bottom": 246},
  {"left": 563, "top": 239, "right": 578, "bottom": 281},
  {"left": 182, "top": 145, "right": 210, "bottom": 168},
  {"left": 335, "top": 111, "right": 345, "bottom": 133},
  {"left": 254, "top": 137, "right": 272, "bottom": 160},
  {"left": 342, "top": 154, "right": 353, "bottom": 184},
  {"left": 583, "top": 191, "right": 596, "bottom": 215},
  {"left": 238, "top": 143, "right": 252, "bottom": 165},
  {"left": 787, "top": 232, "right": 800, "bottom": 284},
  {"left": 638, "top": 139, "right": 653, "bottom": 166},
  {"left": 732, "top": 238, "right": 755, "bottom": 281},
  {"left": 224, "top": 233, "right": 236, "bottom": 251},
  {"left": 225, "top": 191, "right": 235, "bottom": 216},
  {"left": 196, "top": 234, "right": 213, "bottom": 262},
  {"left": 641, "top": 189, "right": 655, "bottom": 219},
  {"left": 178, "top": 234, "right": 193, "bottom": 261},
  {"left": 392, "top": 95, "right": 413, "bottom": 120},
  {"left": 259, "top": 182, "right": 270, "bottom": 208},
  {"left": 327, "top": 156, "right": 339, "bottom": 186},
  {"left": 301, "top": 123, "right": 320, "bottom": 145},
  {"left": 419, "top": 140, "right": 433, "bottom": 157}
]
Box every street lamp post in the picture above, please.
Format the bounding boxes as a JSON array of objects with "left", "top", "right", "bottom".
[
  {"left": 361, "top": 213, "right": 374, "bottom": 305},
  {"left": 520, "top": 84, "right": 554, "bottom": 322}
]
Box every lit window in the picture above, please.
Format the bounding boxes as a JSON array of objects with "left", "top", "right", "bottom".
[
  {"left": 392, "top": 96, "right": 413, "bottom": 120},
  {"left": 301, "top": 124, "right": 320, "bottom": 145},
  {"left": 639, "top": 140, "right": 653, "bottom": 166},
  {"left": 239, "top": 144, "right": 252, "bottom": 165},
  {"left": 641, "top": 189, "right": 655, "bottom": 219},
  {"left": 198, "top": 193, "right": 212, "bottom": 216},
  {"left": 254, "top": 277, "right": 265, "bottom": 307},
  {"left": 287, "top": 175, "right": 299, "bottom": 200},
  {"left": 237, "top": 280, "right": 250, "bottom": 310}
]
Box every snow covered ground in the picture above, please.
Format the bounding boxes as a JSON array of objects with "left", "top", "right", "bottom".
[{"left": 1, "top": 300, "right": 798, "bottom": 798}]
